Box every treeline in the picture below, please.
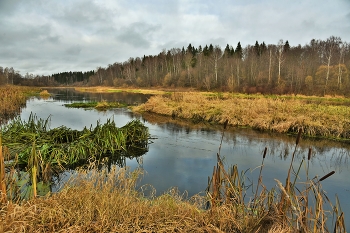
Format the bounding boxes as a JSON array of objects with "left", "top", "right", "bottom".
[
  {"left": 0, "top": 70, "right": 95, "bottom": 86},
  {"left": 6, "top": 35, "right": 350, "bottom": 96},
  {"left": 50, "top": 71, "right": 95, "bottom": 85},
  {"left": 86, "top": 36, "right": 350, "bottom": 96},
  {"left": 0, "top": 67, "right": 22, "bottom": 85}
]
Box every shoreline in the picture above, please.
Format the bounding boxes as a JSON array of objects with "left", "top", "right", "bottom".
[{"left": 72, "top": 86, "right": 350, "bottom": 142}]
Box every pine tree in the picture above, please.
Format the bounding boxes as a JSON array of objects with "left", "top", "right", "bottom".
[
  {"left": 260, "top": 42, "right": 267, "bottom": 54},
  {"left": 235, "top": 42, "right": 243, "bottom": 59},
  {"left": 284, "top": 40, "right": 290, "bottom": 52},
  {"left": 203, "top": 45, "right": 209, "bottom": 56},
  {"left": 224, "top": 44, "right": 231, "bottom": 57},
  {"left": 254, "top": 41, "right": 260, "bottom": 56}
]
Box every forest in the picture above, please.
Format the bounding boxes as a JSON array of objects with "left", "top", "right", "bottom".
[{"left": 1, "top": 36, "right": 349, "bottom": 96}]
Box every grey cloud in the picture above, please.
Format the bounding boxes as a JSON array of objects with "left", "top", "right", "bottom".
[
  {"left": 65, "top": 45, "right": 82, "bottom": 56},
  {"left": 0, "top": 0, "right": 21, "bottom": 16},
  {"left": 1, "top": 0, "right": 350, "bottom": 76},
  {"left": 44, "top": 35, "right": 61, "bottom": 44},
  {"left": 54, "top": 0, "right": 115, "bottom": 34},
  {"left": 117, "top": 22, "right": 160, "bottom": 48}
]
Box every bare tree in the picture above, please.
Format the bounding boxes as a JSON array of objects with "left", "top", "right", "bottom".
[
  {"left": 321, "top": 36, "right": 342, "bottom": 95},
  {"left": 212, "top": 45, "right": 223, "bottom": 84},
  {"left": 276, "top": 40, "right": 285, "bottom": 85},
  {"left": 337, "top": 41, "right": 347, "bottom": 88}
]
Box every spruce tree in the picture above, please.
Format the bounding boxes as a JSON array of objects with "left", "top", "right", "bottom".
[
  {"left": 284, "top": 40, "right": 290, "bottom": 52},
  {"left": 254, "top": 41, "right": 260, "bottom": 56},
  {"left": 235, "top": 42, "right": 243, "bottom": 59}
]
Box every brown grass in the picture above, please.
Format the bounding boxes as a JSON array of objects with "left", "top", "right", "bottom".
[
  {"left": 133, "top": 92, "right": 350, "bottom": 140},
  {"left": 0, "top": 124, "right": 344, "bottom": 232},
  {"left": 39, "top": 90, "right": 51, "bottom": 98},
  {"left": 0, "top": 167, "right": 292, "bottom": 233},
  {"left": 0, "top": 85, "right": 39, "bottom": 124}
]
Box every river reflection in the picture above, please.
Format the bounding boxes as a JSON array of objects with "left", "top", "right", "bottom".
[{"left": 18, "top": 89, "right": 350, "bottom": 229}]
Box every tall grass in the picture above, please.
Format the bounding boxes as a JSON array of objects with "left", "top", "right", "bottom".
[
  {"left": 1, "top": 113, "right": 149, "bottom": 169},
  {"left": 0, "top": 85, "right": 38, "bottom": 124},
  {"left": 0, "top": 125, "right": 346, "bottom": 232},
  {"left": 206, "top": 121, "right": 345, "bottom": 232},
  {"left": 134, "top": 92, "right": 350, "bottom": 140}
]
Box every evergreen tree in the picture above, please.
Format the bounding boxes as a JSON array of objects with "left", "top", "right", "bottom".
[
  {"left": 254, "top": 41, "right": 260, "bottom": 56},
  {"left": 230, "top": 46, "right": 235, "bottom": 56},
  {"left": 198, "top": 45, "right": 203, "bottom": 54},
  {"left": 235, "top": 42, "right": 243, "bottom": 59},
  {"left": 224, "top": 44, "right": 231, "bottom": 57},
  {"left": 203, "top": 45, "right": 209, "bottom": 56},
  {"left": 260, "top": 42, "right": 267, "bottom": 54},
  {"left": 208, "top": 44, "right": 214, "bottom": 54},
  {"left": 284, "top": 40, "right": 290, "bottom": 52}
]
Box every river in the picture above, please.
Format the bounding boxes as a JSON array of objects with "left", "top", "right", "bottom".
[{"left": 18, "top": 88, "right": 350, "bottom": 229}]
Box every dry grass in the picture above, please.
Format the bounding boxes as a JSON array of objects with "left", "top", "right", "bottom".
[
  {"left": 0, "top": 166, "right": 292, "bottom": 233},
  {"left": 39, "top": 90, "right": 51, "bottom": 99},
  {"left": 0, "top": 85, "right": 39, "bottom": 124},
  {"left": 75, "top": 86, "right": 168, "bottom": 95},
  {"left": 0, "top": 125, "right": 345, "bottom": 232},
  {"left": 133, "top": 92, "right": 350, "bottom": 140}
]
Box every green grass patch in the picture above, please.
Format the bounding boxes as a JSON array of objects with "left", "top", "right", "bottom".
[
  {"left": 107, "top": 89, "right": 123, "bottom": 93},
  {"left": 1, "top": 113, "right": 149, "bottom": 169},
  {"left": 64, "top": 101, "right": 128, "bottom": 110}
]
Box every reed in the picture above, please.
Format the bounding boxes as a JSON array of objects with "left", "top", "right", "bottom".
[
  {"left": 1, "top": 113, "right": 149, "bottom": 169},
  {"left": 206, "top": 120, "right": 344, "bottom": 232},
  {"left": 0, "top": 139, "right": 345, "bottom": 232},
  {"left": 0, "top": 85, "right": 39, "bottom": 124},
  {"left": 0, "top": 134, "right": 6, "bottom": 203}
]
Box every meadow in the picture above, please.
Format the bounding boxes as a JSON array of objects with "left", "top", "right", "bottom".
[{"left": 133, "top": 91, "right": 350, "bottom": 141}]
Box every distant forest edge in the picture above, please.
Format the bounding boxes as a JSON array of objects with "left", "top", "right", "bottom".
[{"left": 1, "top": 36, "right": 350, "bottom": 96}]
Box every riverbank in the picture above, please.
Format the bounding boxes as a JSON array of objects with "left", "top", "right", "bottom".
[
  {"left": 133, "top": 91, "right": 350, "bottom": 141},
  {"left": 73, "top": 86, "right": 350, "bottom": 141},
  {"left": 0, "top": 85, "right": 40, "bottom": 124}
]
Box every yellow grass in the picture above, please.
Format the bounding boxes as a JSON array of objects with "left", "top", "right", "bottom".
[
  {"left": 0, "top": 85, "right": 39, "bottom": 124},
  {"left": 75, "top": 86, "right": 168, "bottom": 95},
  {"left": 133, "top": 92, "right": 350, "bottom": 140},
  {"left": 0, "top": 167, "right": 291, "bottom": 232},
  {"left": 39, "top": 89, "right": 51, "bottom": 97}
]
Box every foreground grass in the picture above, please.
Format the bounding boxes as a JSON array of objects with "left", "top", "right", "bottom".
[
  {"left": 0, "top": 118, "right": 345, "bottom": 232},
  {"left": 133, "top": 92, "right": 350, "bottom": 141},
  {"left": 0, "top": 167, "right": 290, "bottom": 233}
]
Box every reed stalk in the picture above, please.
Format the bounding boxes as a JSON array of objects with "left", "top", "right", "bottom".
[
  {"left": 206, "top": 119, "right": 344, "bottom": 232},
  {"left": 0, "top": 134, "right": 6, "bottom": 203}
]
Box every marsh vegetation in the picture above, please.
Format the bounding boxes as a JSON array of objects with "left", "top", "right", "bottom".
[
  {"left": 0, "top": 123, "right": 346, "bottom": 232},
  {"left": 134, "top": 91, "right": 350, "bottom": 141},
  {"left": 0, "top": 86, "right": 348, "bottom": 232}
]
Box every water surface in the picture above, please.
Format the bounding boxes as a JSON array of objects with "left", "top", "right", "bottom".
[{"left": 18, "top": 89, "right": 350, "bottom": 229}]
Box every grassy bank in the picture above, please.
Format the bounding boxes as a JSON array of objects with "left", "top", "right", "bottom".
[
  {"left": 133, "top": 92, "right": 350, "bottom": 141},
  {"left": 0, "top": 85, "right": 39, "bottom": 124}
]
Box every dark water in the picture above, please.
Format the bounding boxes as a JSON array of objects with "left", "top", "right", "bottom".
[{"left": 18, "top": 89, "right": 350, "bottom": 229}]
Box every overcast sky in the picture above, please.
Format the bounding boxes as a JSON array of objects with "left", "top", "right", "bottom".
[{"left": 1, "top": 0, "right": 350, "bottom": 75}]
